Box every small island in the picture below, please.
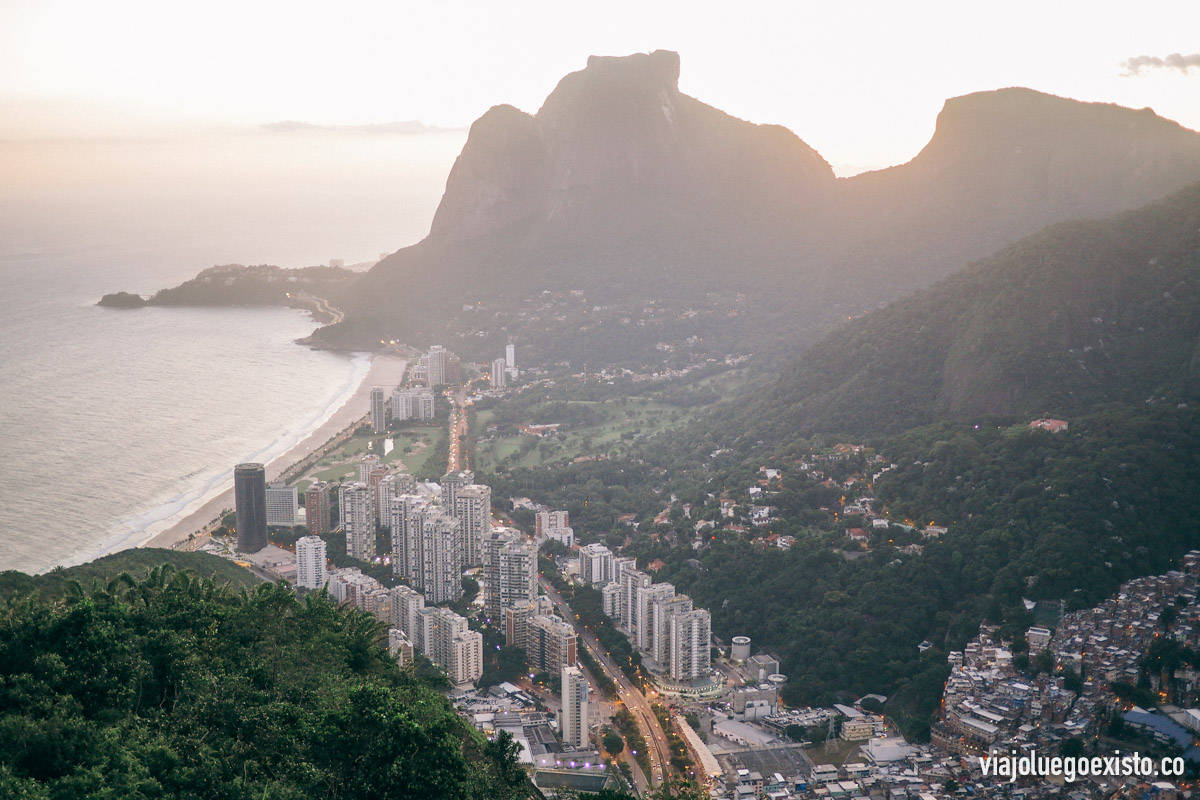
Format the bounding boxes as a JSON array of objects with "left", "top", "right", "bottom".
[{"left": 97, "top": 291, "right": 147, "bottom": 308}]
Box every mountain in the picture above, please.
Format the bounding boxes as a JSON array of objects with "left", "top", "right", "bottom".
[
  {"left": 307, "top": 52, "right": 1200, "bottom": 363},
  {"left": 739, "top": 179, "right": 1200, "bottom": 438}
]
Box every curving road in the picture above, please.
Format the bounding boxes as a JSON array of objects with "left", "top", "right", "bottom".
[{"left": 540, "top": 577, "right": 674, "bottom": 790}]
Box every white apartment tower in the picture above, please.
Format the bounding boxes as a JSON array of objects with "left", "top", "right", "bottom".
[
  {"left": 669, "top": 608, "right": 712, "bottom": 682},
  {"left": 427, "top": 345, "right": 447, "bottom": 387},
  {"left": 390, "top": 494, "right": 431, "bottom": 583},
  {"left": 561, "top": 665, "right": 589, "bottom": 749},
  {"left": 579, "top": 543, "right": 615, "bottom": 586},
  {"left": 265, "top": 483, "right": 298, "bottom": 527},
  {"left": 491, "top": 357, "right": 506, "bottom": 389},
  {"left": 339, "top": 482, "right": 375, "bottom": 561},
  {"left": 453, "top": 483, "right": 491, "bottom": 567},
  {"left": 441, "top": 470, "right": 475, "bottom": 510},
  {"left": 295, "top": 535, "right": 327, "bottom": 590},
  {"left": 652, "top": 594, "right": 693, "bottom": 666},
  {"left": 634, "top": 583, "right": 676, "bottom": 654},
  {"left": 497, "top": 539, "right": 538, "bottom": 615},
  {"left": 421, "top": 513, "right": 463, "bottom": 604},
  {"left": 370, "top": 386, "right": 387, "bottom": 433}
]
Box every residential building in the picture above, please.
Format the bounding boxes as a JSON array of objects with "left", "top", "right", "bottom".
[
  {"left": 339, "top": 482, "right": 375, "bottom": 561},
  {"left": 421, "top": 513, "right": 463, "bottom": 604},
  {"left": 390, "top": 493, "right": 431, "bottom": 583},
  {"left": 234, "top": 463, "right": 268, "bottom": 553},
  {"left": 652, "top": 594, "right": 694, "bottom": 666},
  {"left": 453, "top": 483, "right": 491, "bottom": 567},
  {"left": 536, "top": 510, "right": 570, "bottom": 537},
  {"left": 505, "top": 598, "right": 537, "bottom": 649},
  {"left": 528, "top": 614, "right": 578, "bottom": 675},
  {"left": 427, "top": 345, "right": 447, "bottom": 387},
  {"left": 358, "top": 453, "right": 381, "bottom": 485},
  {"left": 496, "top": 538, "right": 538, "bottom": 617},
  {"left": 265, "top": 482, "right": 297, "bottom": 527},
  {"left": 304, "top": 481, "right": 332, "bottom": 535},
  {"left": 491, "top": 357, "right": 506, "bottom": 389},
  {"left": 295, "top": 535, "right": 327, "bottom": 590},
  {"left": 370, "top": 386, "right": 387, "bottom": 432},
  {"left": 388, "top": 628, "right": 414, "bottom": 667},
  {"left": 669, "top": 608, "right": 711, "bottom": 682},
  {"left": 561, "top": 665, "right": 589, "bottom": 749},
  {"left": 390, "top": 585, "right": 425, "bottom": 648},
  {"left": 634, "top": 582, "right": 676, "bottom": 653},
  {"left": 441, "top": 469, "right": 475, "bottom": 510},
  {"left": 579, "top": 543, "right": 615, "bottom": 586}
]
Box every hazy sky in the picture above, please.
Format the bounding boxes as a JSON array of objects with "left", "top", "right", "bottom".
[{"left": 2, "top": 0, "right": 1198, "bottom": 172}]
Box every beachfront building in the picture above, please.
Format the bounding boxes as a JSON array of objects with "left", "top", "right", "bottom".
[
  {"left": 391, "top": 387, "right": 435, "bottom": 421},
  {"left": 427, "top": 345, "right": 448, "bottom": 387},
  {"left": 234, "top": 463, "right": 268, "bottom": 553},
  {"left": 339, "top": 482, "right": 375, "bottom": 561},
  {"left": 265, "top": 482, "right": 297, "bottom": 527},
  {"left": 370, "top": 386, "right": 387, "bottom": 433},
  {"left": 561, "top": 665, "right": 589, "bottom": 749},
  {"left": 295, "top": 535, "right": 327, "bottom": 590},
  {"left": 304, "top": 481, "right": 332, "bottom": 535}
]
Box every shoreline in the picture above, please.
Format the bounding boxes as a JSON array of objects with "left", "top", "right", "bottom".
[{"left": 139, "top": 353, "right": 409, "bottom": 552}]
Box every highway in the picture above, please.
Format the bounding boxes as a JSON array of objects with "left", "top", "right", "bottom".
[{"left": 540, "top": 576, "right": 674, "bottom": 792}]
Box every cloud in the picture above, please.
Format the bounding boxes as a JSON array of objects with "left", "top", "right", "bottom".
[
  {"left": 260, "top": 120, "right": 464, "bottom": 135},
  {"left": 1120, "top": 53, "right": 1200, "bottom": 76}
]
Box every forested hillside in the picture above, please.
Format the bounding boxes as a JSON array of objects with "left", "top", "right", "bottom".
[{"left": 0, "top": 566, "right": 533, "bottom": 799}]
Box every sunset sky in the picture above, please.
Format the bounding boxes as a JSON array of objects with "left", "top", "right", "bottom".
[{"left": 2, "top": 0, "right": 1197, "bottom": 172}]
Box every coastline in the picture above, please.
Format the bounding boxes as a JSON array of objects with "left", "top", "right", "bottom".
[{"left": 139, "top": 353, "right": 409, "bottom": 552}]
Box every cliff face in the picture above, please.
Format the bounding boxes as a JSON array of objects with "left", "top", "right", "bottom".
[
  {"left": 323, "top": 52, "right": 1200, "bottom": 359},
  {"left": 428, "top": 50, "right": 835, "bottom": 243}
]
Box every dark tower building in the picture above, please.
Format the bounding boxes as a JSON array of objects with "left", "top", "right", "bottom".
[{"left": 234, "top": 463, "right": 268, "bottom": 553}]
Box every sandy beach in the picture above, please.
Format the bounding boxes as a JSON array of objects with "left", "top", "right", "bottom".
[{"left": 140, "top": 353, "right": 409, "bottom": 551}]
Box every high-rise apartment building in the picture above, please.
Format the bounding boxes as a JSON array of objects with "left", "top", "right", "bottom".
[
  {"left": 418, "top": 606, "right": 482, "bottom": 687},
  {"left": 504, "top": 598, "right": 538, "bottom": 650},
  {"left": 295, "top": 535, "right": 327, "bottom": 590},
  {"left": 234, "top": 463, "right": 268, "bottom": 553},
  {"left": 441, "top": 469, "right": 474, "bottom": 510},
  {"left": 427, "top": 345, "right": 447, "bottom": 387},
  {"left": 453, "top": 483, "right": 491, "bottom": 567},
  {"left": 491, "top": 357, "right": 506, "bottom": 389},
  {"left": 528, "top": 614, "right": 578, "bottom": 674},
  {"left": 339, "top": 482, "right": 375, "bottom": 561},
  {"left": 634, "top": 583, "right": 676, "bottom": 654},
  {"left": 392, "top": 387, "right": 436, "bottom": 421},
  {"left": 561, "top": 665, "right": 589, "bottom": 749},
  {"left": 390, "top": 494, "right": 431, "bottom": 583},
  {"left": 358, "top": 454, "right": 381, "bottom": 484},
  {"left": 265, "top": 482, "right": 297, "bottom": 527},
  {"left": 669, "top": 608, "right": 711, "bottom": 682},
  {"left": 651, "top": 594, "right": 693, "bottom": 666},
  {"left": 421, "top": 513, "right": 463, "bottom": 604},
  {"left": 370, "top": 386, "right": 387, "bottom": 433},
  {"left": 579, "top": 543, "right": 615, "bottom": 586},
  {"left": 389, "top": 585, "right": 425, "bottom": 647},
  {"left": 618, "top": 569, "right": 652, "bottom": 634},
  {"left": 304, "top": 481, "right": 332, "bottom": 535},
  {"left": 497, "top": 539, "right": 538, "bottom": 616}
]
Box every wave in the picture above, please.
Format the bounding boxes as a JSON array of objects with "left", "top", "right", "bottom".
[{"left": 62, "top": 351, "right": 373, "bottom": 569}]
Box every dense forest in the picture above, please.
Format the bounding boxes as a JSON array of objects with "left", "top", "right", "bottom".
[{"left": 0, "top": 566, "right": 534, "bottom": 799}]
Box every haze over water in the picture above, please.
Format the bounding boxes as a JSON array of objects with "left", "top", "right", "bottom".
[{"left": 0, "top": 130, "right": 462, "bottom": 574}]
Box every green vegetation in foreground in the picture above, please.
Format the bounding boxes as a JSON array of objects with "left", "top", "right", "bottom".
[
  {"left": 0, "top": 565, "right": 533, "bottom": 799},
  {"left": 0, "top": 548, "right": 262, "bottom": 602}
]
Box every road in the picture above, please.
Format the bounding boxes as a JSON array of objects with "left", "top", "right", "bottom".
[
  {"left": 446, "top": 388, "right": 469, "bottom": 472},
  {"left": 540, "top": 577, "right": 674, "bottom": 791}
]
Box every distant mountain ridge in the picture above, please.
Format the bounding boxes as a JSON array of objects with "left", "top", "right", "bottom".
[
  {"left": 263, "top": 53, "right": 1200, "bottom": 360},
  {"left": 738, "top": 180, "right": 1200, "bottom": 438}
]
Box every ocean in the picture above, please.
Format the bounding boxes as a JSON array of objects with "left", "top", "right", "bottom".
[{"left": 0, "top": 129, "right": 465, "bottom": 574}]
